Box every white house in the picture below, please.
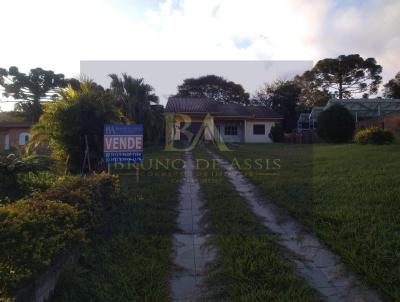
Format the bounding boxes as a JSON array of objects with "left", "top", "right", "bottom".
[{"left": 165, "top": 97, "right": 282, "bottom": 143}]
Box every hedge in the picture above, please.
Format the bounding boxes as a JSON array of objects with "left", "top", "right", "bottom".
[
  {"left": 0, "top": 173, "right": 120, "bottom": 299},
  {"left": 42, "top": 173, "right": 120, "bottom": 233},
  {"left": 354, "top": 127, "right": 395, "bottom": 144},
  {"left": 0, "top": 199, "right": 84, "bottom": 297}
]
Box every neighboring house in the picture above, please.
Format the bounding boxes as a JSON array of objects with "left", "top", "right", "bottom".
[
  {"left": 165, "top": 97, "right": 282, "bottom": 143},
  {"left": 299, "top": 98, "right": 400, "bottom": 131},
  {"left": 0, "top": 112, "right": 33, "bottom": 151}
]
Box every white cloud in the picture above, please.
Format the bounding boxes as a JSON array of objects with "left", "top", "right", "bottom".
[
  {"left": 319, "top": 0, "right": 400, "bottom": 83},
  {"left": 0, "top": 0, "right": 399, "bottom": 110},
  {"left": 0, "top": 0, "right": 329, "bottom": 73}
]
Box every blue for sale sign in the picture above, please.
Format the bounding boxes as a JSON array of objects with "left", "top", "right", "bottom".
[{"left": 104, "top": 124, "right": 143, "bottom": 163}]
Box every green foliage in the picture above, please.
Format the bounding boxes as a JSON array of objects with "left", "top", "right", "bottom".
[
  {"left": 384, "top": 72, "right": 400, "bottom": 98},
  {"left": 294, "top": 72, "right": 331, "bottom": 110},
  {"left": 219, "top": 144, "right": 400, "bottom": 300},
  {"left": 0, "top": 154, "right": 55, "bottom": 202},
  {"left": 269, "top": 124, "right": 285, "bottom": 142},
  {"left": 17, "top": 171, "right": 55, "bottom": 197},
  {"left": 49, "top": 149, "right": 182, "bottom": 301},
  {"left": 109, "top": 74, "right": 164, "bottom": 146},
  {"left": 255, "top": 80, "right": 300, "bottom": 132},
  {"left": 176, "top": 74, "right": 250, "bottom": 105},
  {"left": 28, "top": 82, "right": 123, "bottom": 173},
  {"left": 317, "top": 104, "right": 355, "bottom": 143},
  {"left": 23, "top": 154, "right": 53, "bottom": 172},
  {"left": 0, "top": 67, "right": 70, "bottom": 121},
  {"left": 0, "top": 154, "right": 28, "bottom": 202},
  {"left": 43, "top": 173, "right": 120, "bottom": 233},
  {"left": 0, "top": 199, "right": 84, "bottom": 297},
  {"left": 307, "top": 54, "right": 382, "bottom": 99},
  {"left": 193, "top": 149, "right": 317, "bottom": 301},
  {"left": 0, "top": 153, "right": 25, "bottom": 174},
  {"left": 354, "top": 127, "right": 395, "bottom": 144},
  {"left": 0, "top": 170, "right": 122, "bottom": 299}
]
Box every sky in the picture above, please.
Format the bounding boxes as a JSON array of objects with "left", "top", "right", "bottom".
[{"left": 0, "top": 0, "right": 399, "bottom": 109}]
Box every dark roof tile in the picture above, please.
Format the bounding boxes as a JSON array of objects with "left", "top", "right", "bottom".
[{"left": 166, "top": 97, "right": 281, "bottom": 119}]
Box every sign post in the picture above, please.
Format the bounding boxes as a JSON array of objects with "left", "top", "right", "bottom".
[{"left": 104, "top": 124, "right": 143, "bottom": 181}]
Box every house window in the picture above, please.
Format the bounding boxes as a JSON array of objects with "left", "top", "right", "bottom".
[
  {"left": 19, "top": 132, "right": 29, "bottom": 146},
  {"left": 224, "top": 125, "right": 238, "bottom": 136},
  {"left": 4, "top": 134, "right": 10, "bottom": 150},
  {"left": 253, "top": 124, "right": 265, "bottom": 135}
]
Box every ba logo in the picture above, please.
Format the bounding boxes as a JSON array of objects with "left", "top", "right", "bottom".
[{"left": 164, "top": 113, "right": 231, "bottom": 151}]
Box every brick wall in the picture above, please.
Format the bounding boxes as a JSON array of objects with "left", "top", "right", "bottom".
[
  {"left": 0, "top": 126, "right": 31, "bottom": 151},
  {"left": 356, "top": 111, "right": 400, "bottom": 132}
]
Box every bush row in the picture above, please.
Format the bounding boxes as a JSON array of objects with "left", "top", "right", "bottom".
[
  {"left": 0, "top": 173, "right": 120, "bottom": 299},
  {"left": 354, "top": 127, "right": 395, "bottom": 144},
  {"left": 42, "top": 173, "right": 120, "bottom": 232},
  {"left": 316, "top": 104, "right": 396, "bottom": 144}
]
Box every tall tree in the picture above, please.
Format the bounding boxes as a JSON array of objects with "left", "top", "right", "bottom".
[
  {"left": 306, "top": 54, "right": 382, "bottom": 99},
  {"left": 255, "top": 80, "right": 300, "bottom": 132},
  {"left": 109, "top": 74, "right": 163, "bottom": 145},
  {"left": 384, "top": 72, "right": 400, "bottom": 99},
  {"left": 294, "top": 72, "right": 331, "bottom": 110},
  {"left": 28, "top": 81, "right": 123, "bottom": 173},
  {"left": 176, "top": 75, "right": 250, "bottom": 105},
  {"left": 0, "top": 67, "right": 69, "bottom": 121}
]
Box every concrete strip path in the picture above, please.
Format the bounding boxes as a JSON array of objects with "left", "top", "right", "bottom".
[
  {"left": 170, "top": 152, "right": 215, "bottom": 301},
  {"left": 207, "top": 149, "right": 381, "bottom": 302}
]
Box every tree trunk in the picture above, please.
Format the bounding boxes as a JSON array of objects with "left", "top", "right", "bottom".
[{"left": 32, "top": 98, "right": 43, "bottom": 122}]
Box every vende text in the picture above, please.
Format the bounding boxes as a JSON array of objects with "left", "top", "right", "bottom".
[{"left": 104, "top": 135, "right": 143, "bottom": 152}]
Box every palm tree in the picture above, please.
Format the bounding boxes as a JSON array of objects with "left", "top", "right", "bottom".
[
  {"left": 109, "top": 74, "right": 164, "bottom": 145},
  {"left": 27, "top": 81, "right": 123, "bottom": 173}
]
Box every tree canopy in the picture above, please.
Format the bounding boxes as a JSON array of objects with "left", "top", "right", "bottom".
[
  {"left": 109, "top": 73, "right": 164, "bottom": 145},
  {"left": 294, "top": 73, "right": 331, "bottom": 110},
  {"left": 317, "top": 104, "right": 355, "bottom": 143},
  {"left": 304, "top": 54, "right": 382, "bottom": 99},
  {"left": 0, "top": 67, "right": 71, "bottom": 121},
  {"left": 384, "top": 72, "right": 400, "bottom": 99},
  {"left": 176, "top": 75, "right": 250, "bottom": 105},
  {"left": 254, "top": 80, "right": 300, "bottom": 132},
  {"left": 28, "top": 81, "right": 123, "bottom": 173}
]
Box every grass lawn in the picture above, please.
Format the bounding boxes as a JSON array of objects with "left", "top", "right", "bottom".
[
  {"left": 50, "top": 149, "right": 182, "bottom": 302},
  {"left": 216, "top": 143, "right": 400, "bottom": 301},
  {"left": 193, "top": 148, "right": 318, "bottom": 301}
]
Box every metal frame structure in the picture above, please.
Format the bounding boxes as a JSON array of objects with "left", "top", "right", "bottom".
[{"left": 297, "top": 99, "right": 400, "bottom": 131}]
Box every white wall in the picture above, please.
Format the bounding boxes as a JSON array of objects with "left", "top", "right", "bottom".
[{"left": 244, "top": 120, "right": 276, "bottom": 143}]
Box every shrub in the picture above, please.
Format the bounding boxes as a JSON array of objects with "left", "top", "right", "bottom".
[
  {"left": 18, "top": 171, "right": 55, "bottom": 194},
  {"left": 42, "top": 173, "right": 120, "bottom": 232},
  {"left": 354, "top": 127, "right": 395, "bottom": 144},
  {"left": 27, "top": 82, "right": 123, "bottom": 174},
  {"left": 269, "top": 124, "right": 285, "bottom": 142},
  {"left": 0, "top": 154, "right": 27, "bottom": 202},
  {"left": 0, "top": 199, "right": 84, "bottom": 297},
  {"left": 0, "top": 154, "right": 54, "bottom": 203},
  {"left": 23, "top": 154, "right": 54, "bottom": 172},
  {"left": 317, "top": 104, "right": 355, "bottom": 143}
]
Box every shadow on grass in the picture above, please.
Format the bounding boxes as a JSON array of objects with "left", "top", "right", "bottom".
[{"left": 50, "top": 150, "right": 182, "bottom": 302}]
